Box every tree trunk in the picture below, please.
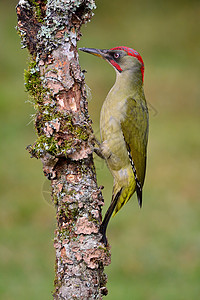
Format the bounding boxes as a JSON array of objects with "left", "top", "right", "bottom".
[{"left": 16, "top": 0, "right": 111, "bottom": 298}]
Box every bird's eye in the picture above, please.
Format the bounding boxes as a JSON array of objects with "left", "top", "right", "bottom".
[{"left": 114, "top": 53, "right": 120, "bottom": 59}]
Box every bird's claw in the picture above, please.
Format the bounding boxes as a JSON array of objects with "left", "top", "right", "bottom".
[{"left": 88, "top": 134, "right": 105, "bottom": 159}]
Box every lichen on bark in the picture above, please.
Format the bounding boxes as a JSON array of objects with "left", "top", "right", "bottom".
[{"left": 16, "top": 0, "right": 111, "bottom": 299}]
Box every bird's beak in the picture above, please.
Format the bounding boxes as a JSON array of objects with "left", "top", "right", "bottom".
[{"left": 79, "top": 47, "right": 109, "bottom": 59}]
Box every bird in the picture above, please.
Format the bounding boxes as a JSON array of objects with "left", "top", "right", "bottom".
[{"left": 79, "top": 46, "right": 149, "bottom": 245}]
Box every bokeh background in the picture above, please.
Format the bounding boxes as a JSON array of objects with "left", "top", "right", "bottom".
[{"left": 0, "top": 0, "right": 200, "bottom": 299}]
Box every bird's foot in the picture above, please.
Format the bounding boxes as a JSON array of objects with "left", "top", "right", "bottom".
[
  {"left": 88, "top": 134, "right": 105, "bottom": 159},
  {"left": 94, "top": 147, "right": 105, "bottom": 159}
]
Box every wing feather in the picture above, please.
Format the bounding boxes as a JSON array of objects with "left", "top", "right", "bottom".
[{"left": 121, "top": 95, "right": 149, "bottom": 187}]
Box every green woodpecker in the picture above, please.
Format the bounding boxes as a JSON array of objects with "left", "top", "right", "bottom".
[{"left": 79, "top": 46, "right": 149, "bottom": 244}]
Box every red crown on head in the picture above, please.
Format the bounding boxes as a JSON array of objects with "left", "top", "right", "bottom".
[{"left": 109, "top": 46, "right": 144, "bottom": 81}]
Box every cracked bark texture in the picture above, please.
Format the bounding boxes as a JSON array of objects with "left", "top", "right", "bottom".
[{"left": 16, "top": 0, "right": 111, "bottom": 299}]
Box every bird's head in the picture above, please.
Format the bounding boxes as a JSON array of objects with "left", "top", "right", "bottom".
[{"left": 79, "top": 46, "right": 144, "bottom": 82}]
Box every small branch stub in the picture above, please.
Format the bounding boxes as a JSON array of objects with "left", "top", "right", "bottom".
[{"left": 16, "top": 0, "right": 111, "bottom": 299}]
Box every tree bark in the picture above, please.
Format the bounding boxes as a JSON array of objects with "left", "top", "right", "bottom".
[{"left": 16, "top": 0, "right": 111, "bottom": 298}]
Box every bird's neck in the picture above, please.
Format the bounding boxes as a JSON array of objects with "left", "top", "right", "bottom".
[{"left": 114, "top": 69, "right": 143, "bottom": 96}]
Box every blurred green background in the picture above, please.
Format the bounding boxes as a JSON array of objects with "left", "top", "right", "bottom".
[{"left": 0, "top": 0, "right": 200, "bottom": 299}]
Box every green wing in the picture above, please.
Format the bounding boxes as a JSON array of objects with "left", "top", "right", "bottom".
[{"left": 121, "top": 95, "right": 149, "bottom": 187}]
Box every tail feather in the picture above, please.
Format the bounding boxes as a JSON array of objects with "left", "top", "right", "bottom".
[
  {"left": 100, "top": 188, "right": 122, "bottom": 245},
  {"left": 112, "top": 175, "right": 136, "bottom": 216},
  {"left": 100, "top": 165, "right": 142, "bottom": 245}
]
